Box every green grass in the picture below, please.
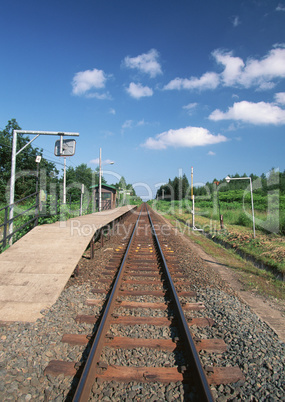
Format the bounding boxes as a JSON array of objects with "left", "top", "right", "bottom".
[
  {"left": 154, "top": 208, "right": 285, "bottom": 301},
  {"left": 148, "top": 199, "right": 285, "bottom": 278},
  {"left": 149, "top": 197, "right": 285, "bottom": 235}
]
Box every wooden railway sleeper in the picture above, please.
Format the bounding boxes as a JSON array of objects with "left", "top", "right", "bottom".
[
  {"left": 45, "top": 360, "right": 244, "bottom": 386},
  {"left": 44, "top": 204, "right": 245, "bottom": 400}
]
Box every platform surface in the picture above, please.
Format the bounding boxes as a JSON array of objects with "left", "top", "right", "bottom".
[{"left": 0, "top": 205, "right": 136, "bottom": 322}]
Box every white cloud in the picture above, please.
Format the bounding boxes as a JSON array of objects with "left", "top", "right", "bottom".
[
  {"left": 85, "top": 92, "right": 111, "bottom": 100},
  {"left": 122, "top": 120, "right": 134, "bottom": 130},
  {"left": 212, "top": 50, "right": 244, "bottom": 86},
  {"left": 209, "top": 101, "right": 285, "bottom": 125},
  {"left": 90, "top": 158, "right": 114, "bottom": 165},
  {"left": 275, "top": 92, "right": 285, "bottom": 104},
  {"left": 241, "top": 47, "right": 285, "bottom": 87},
  {"left": 231, "top": 16, "right": 241, "bottom": 27},
  {"left": 121, "top": 119, "right": 149, "bottom": 133},
  {"left": 256, "top": 81, "right": 276, "bottom": 91},
  {"left": 123, "top": 49, "right": 162, "bottom": 78},
  {"left": 208, "top": 151, "right": 216, "bottom": 156},
  {"left": 213, "top": 46, "right": 285, "bottom": 89},
  {"left": 276, "top": 4, "right": 285, "bottom": 11},
  {"left": 72, "top": 68, "right": 109, "bottom": 96},
  {"left": 183, "top": 103, "right": 198, "bottom": 114},
  {"left": 164, "top": 72, "right": 219, "bottom": 91},
  {"left": 126, "top": 82, "right": 153, "bottom": 99},
  {"left": 142, "top": 126, "right": 227, "bottom": 150},
  {"left": 227, "top": 123, "right": 240, "bottom": 132},
  {"left": 274, "top": 43, "right": 285, "bottom": 48},
  {"left": 109, "top": 108, "right": 116, "bottom": 115},
  {"left": 164, "top": 46, "right": 285, "bottom": 93}
]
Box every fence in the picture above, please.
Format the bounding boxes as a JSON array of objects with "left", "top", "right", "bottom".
[
  {"left": 0, "top": 192, "right": 93, "bottom": 251},
  {"left": 0, "top": 189, "right": 127, "bottom": 251},
  {"left": 0, "top": 192, "right": 39, "bottom": 249}
]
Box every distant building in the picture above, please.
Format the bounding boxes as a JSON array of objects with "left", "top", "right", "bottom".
[{"left": 90, "top": 184, "right": 117, "bottom": 210}]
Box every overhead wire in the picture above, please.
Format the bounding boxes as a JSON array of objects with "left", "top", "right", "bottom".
[
  {"left": 0, "top": 139, "right": 65, "bottom": 167},
  {"left": 0, "top": 136, "right": 100, "bottom": 184}
]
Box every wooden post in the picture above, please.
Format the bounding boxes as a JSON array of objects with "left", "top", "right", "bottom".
[
  {"left": 220, "top": 215, "right": 224, "bottom": 230},
  {"left": 90, "top": 236, "right": 95, "bottom": 259}
]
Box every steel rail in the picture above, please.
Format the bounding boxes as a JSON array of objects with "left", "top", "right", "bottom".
[
  {"left": 146, "top": 205, "right": 214, "bottom": 402},
  {"left": 72, "top": 206, "right": 144, "bottom": 402}
]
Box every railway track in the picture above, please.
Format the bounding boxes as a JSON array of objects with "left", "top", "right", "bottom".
[{"left": 45, "top": 203, "right": 244, "bottom": 400}]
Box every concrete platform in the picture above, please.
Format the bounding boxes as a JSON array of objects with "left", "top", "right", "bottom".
[{"left": 0, "top": 205, "right": 136, "bottom": 322}]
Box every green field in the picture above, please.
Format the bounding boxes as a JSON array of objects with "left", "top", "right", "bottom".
[
  {"left": 151, "top": 190, "right": 285, "bottom": 234},
  {"left": 148, "top": 196, "right": 285, "bottom": 279}
]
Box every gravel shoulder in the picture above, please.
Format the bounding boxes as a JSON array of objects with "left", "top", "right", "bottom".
[
  {"left": 159, "top": 211, "right": 285, "bottom": 343},
  {"left": 0, "top": 213, "right": 284, "bottom": 401},
  {"left": 174, "top": 227, "right": 285, "bottom": 343}
]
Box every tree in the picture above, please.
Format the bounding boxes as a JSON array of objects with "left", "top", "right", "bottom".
[
  {"left": 112, "top": 176, "right": 137, "bottom": 197},
  {"left": 155, "top": 174, "right": 190, "bottom": 201},
  {"left": 117, "top": 176, "right": 127, "bottom": 190},
  {"left": 0, "top": 119, "right": 58, "bottom": 203},
  {"left": 66, "top": 163, "right": 94, "bottom": 188},
  {"left": 181, "top": 173, "right": 190, "bottom": 199},
  {"left": 65, "top": 164, "right": 109, "bottom": 202}
]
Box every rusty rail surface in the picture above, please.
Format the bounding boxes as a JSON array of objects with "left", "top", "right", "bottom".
[
  {"left": 147, "top": 207, "right": 213, "bottom": 401},
  {"left": 72, "top": 205, "right": 144, "bottom": 401},
  {"left": 44, "top": 203, "right": 244, "bottom": 400}
]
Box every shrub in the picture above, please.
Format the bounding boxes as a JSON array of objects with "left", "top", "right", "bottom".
[{"left": 236, "top": 211, "right": 252, "bottom": 227}]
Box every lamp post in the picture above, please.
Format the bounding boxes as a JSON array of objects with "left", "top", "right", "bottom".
[
  {"left": 35, "top": 155, "right": 41, "bottom": 226},
  {"left": 9, "top": 130, "right": 79, "bottom": 244},
  {"left": 225, "top": 176, "right": 255, "bottom": 238},
  {"left": 99, "top": 148, "right": 102, "bottom": 212},
  {"left": 63, "top": 157, "right": 67, "bottom": 204},
  {"left": 98, "top": 148, "right": 114, "bottom": 212}
]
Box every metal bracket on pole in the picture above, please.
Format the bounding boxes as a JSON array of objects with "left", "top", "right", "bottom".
[
  {"left": 60, "top": 134, "right": 63, "bottom": 156},
  {"left": 16, "top": 134, "right": 40, "bottom": 156}
]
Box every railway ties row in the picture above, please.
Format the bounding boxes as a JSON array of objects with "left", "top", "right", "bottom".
[{"left": 44, "top": 204, "right": 244, "bottom": 400}]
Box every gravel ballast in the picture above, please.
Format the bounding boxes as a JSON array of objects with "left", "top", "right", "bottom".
[{"left": 0, "top": 216, "right": 284, "bottom": 401}]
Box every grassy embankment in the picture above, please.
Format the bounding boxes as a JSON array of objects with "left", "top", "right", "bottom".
[{"left": 148, "top": 197, "right": 285, "bottom": 301}]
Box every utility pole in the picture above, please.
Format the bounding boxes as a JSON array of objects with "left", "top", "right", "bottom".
[
  {"left": 63, "top": 157, "right": 66, "bottom": 204},
  {"left": 99, "top": 148, "right": 102, "bottom": 212},
  {"left": 191, "top": 166, "right": 193, "bottom": 200}
]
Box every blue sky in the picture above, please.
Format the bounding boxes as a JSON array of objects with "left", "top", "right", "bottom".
[{"left": 1, "top": 0, "right": 285, "bottom": 199}]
